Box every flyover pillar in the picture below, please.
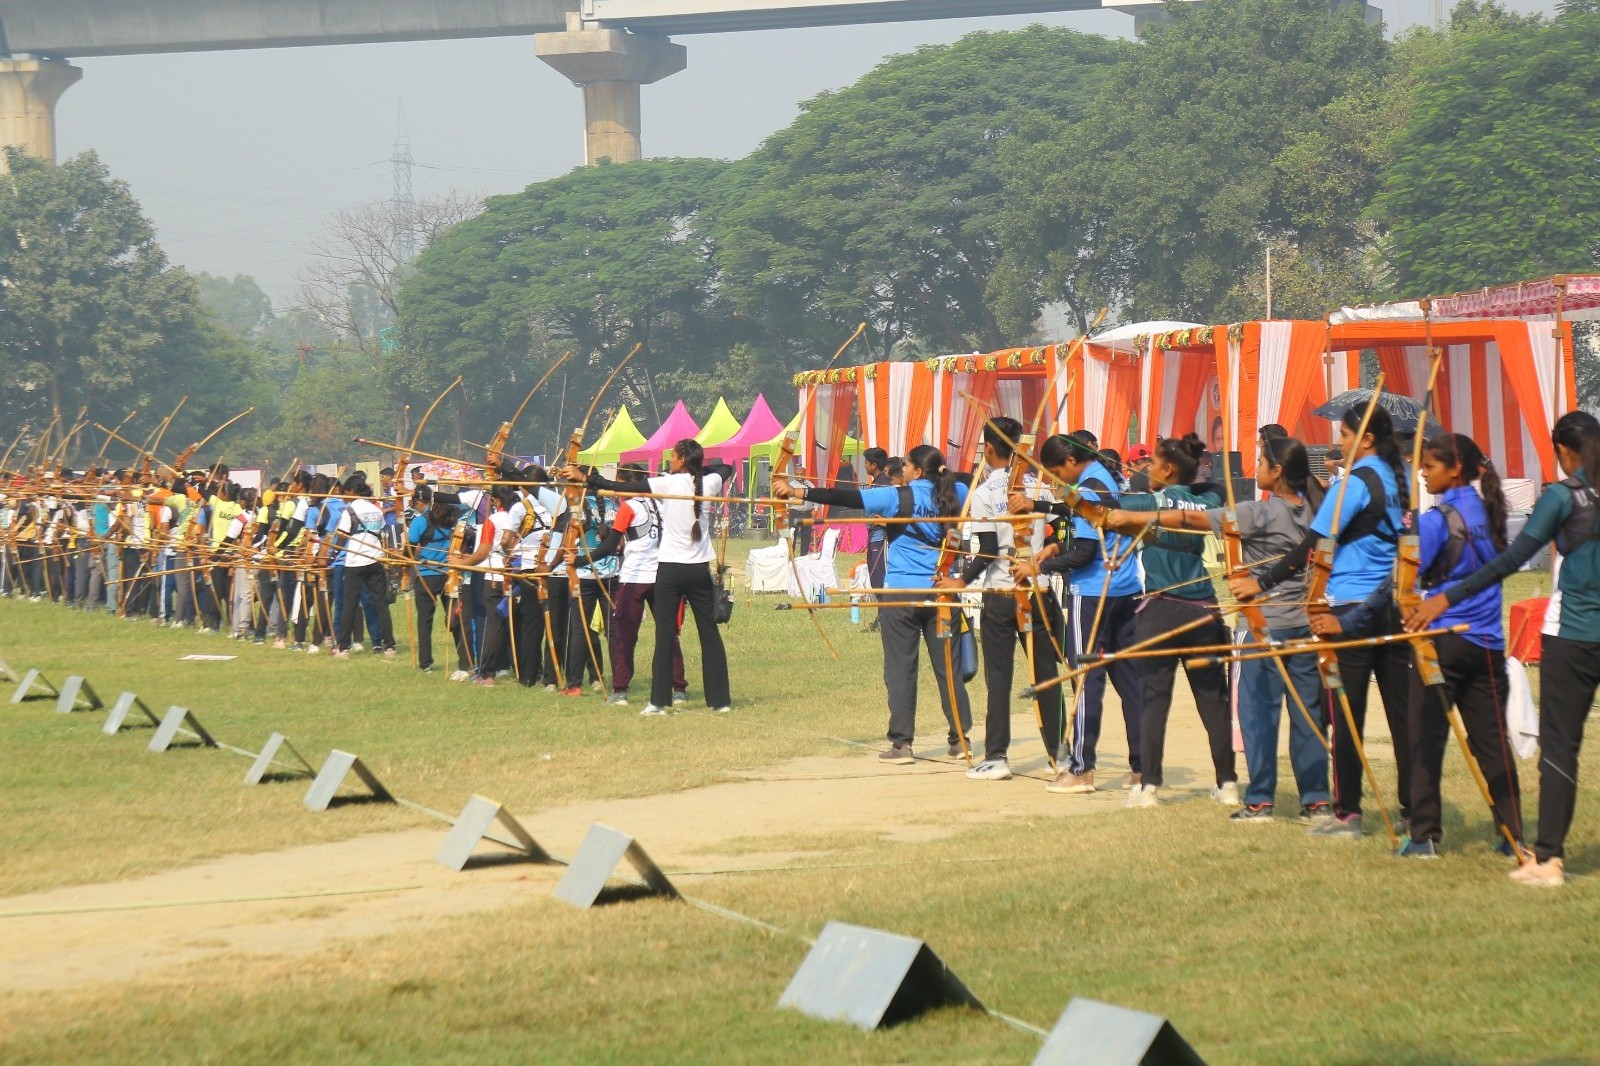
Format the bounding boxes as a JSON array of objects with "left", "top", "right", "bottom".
[
  {"left": 535, "top": 14, "right": 686, "bottom": 165},
  {"left": 0, "top": 57, "right": 82, "bottom": 166}
]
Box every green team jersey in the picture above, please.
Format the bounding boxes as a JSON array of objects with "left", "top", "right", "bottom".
[{"left": 1121, "top": 483, "right": 1222, "bottom": 601}]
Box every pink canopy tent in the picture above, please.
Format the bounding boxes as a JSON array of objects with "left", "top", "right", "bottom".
[
  {"left": 702, "top": 394, "right": 785, "bottom": 465},
  {"left": 619, "top": 400, "right": 701, "bottom": 468}
]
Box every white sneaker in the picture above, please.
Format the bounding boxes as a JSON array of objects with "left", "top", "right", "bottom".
[
  {"left": 966, "top": 758, "right": 1012, "bottom": 781},
  {"left": 1213, "top": 781, "right": 1242, "bottom": 807},
  {"left": 350, "top": 642, "right": 364, "bottom": 654},
  {"left": 198, "top": 627, "right": 215, "bottom": 635},
  {"left": 639, "top": 703, "right": 671, "bottom": 717},
  {"left": 1125, "top": 784, "right": 1159, "bottom": 808},
  {"left": 712, "top": 705, "right": 732, "bottom": 714},
  {"left": 448, "top": 670, "right": 470, "bottom": 682},
  {"left": 305, "top": 643, "right": 321, "bottom": 656},
  {"left": 494, "top": 669, "right": 510, "bottom": 680}
]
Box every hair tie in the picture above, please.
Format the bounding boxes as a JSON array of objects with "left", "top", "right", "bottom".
[{"left": 937, "top": 464, "right": 947, "bottom": 474}]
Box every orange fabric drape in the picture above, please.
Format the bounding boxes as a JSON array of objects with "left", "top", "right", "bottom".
[
  {"left": 1277, "top": 321, "right": 1338, "bottom": 446},
  {"left": 903, "top": 363, "right": 936, "bottom": 454},
  {"left": 949, "top": 372, "right": 999, "bottom": 473},
  {"left": 1491, "top": 322, "right": 1560, "bottom": 481},
  {"left": 825, "top": 381, "right": 855, "bottom": 486}
]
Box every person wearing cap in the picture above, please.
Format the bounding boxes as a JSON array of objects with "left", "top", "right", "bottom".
[{"left": 1126, "top": 444, "right": 1154, "bottom": 492}]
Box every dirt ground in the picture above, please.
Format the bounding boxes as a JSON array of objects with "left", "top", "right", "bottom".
[{"left": 1, "top": 695, "right": 1389, "bottom": 994}]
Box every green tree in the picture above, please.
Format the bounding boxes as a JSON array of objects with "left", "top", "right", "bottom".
[
  {"left": 715, "top": 26, "right": 1126, "bottom": 358},
  {"left": 998, "top": 0, "right": 1387, "bottom": 325},
  {"left": 193, "top": 272, "right": 273, "bottom": 337},
  {"left": 395, "top": 158, "right": 732, "bottom": 455},
  {"left": 0, "top": 150, "right": 199, "bottom": 431},
  {"left": 1373, "top": 3, "right": 1600, "bottom": 295}
]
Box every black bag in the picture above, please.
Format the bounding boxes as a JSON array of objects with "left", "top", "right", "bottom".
[{"left": 713, "top": 565, "right": 734, "bottom": 625}]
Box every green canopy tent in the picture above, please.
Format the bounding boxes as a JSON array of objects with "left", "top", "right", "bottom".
[
  {"left": 746, "top": 411, "right": 861, "bottom": 495},
  {"left": 576, "top": 405, "right": 648, "bottom": 467},
  {"left": 691, "top": 397, "right": 743, "bottom": 455}
]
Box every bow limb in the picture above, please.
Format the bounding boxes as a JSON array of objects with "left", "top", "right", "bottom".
[
  {"left": 933, "top": 438, "right": 984, "bottom": 765},
  {"left": 772, "top": 431, "right": 838, "bottom": 660},
  {"left": 488, "top": 354, "right": 569, "bottom": 472}
]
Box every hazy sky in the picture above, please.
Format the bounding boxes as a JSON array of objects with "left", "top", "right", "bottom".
[{"left": 51, "top": 0, "right": 1555, "bottom": 305}]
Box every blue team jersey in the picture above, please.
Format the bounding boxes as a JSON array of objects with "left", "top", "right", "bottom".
[
  {"left": 1418, "top": 486, "right": 1503, "bottom": 650},
  {"left": 860, "top": 479, "right": 969, "bottom": 589},
  {"left": 1311, "top": 456, "right": 1403, "bottom": 603},
  {"left": 321, "top": 499, "right": 349, "bottom": 565},
  {"left": 408, "top": 513, "right": 452, "bottom": 578},
  {"left": 1070, "top": 461, "right": 1141, "bottom": 598}
]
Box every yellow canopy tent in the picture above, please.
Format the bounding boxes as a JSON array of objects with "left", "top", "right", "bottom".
[{"left": 577, "top": 405, "right": 648, "bottom": 466}]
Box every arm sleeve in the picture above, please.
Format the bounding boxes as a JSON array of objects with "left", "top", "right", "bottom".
[
  {"left": 1443, "top": 486, "right": 1569, "bottom": 605},
  {"left": 586, "top": 471, "right": 649, "bottom": 494},
  {"left": 803, "top": 486, "right": 867, "bottom": 509},
  {"left": 1051, "top": 536, "right": 1101, "bottom": 573},
  {"left": 958, "top": 530, "right": 999, "bottom": 584},
  {"left": 587, "top": 527, "right": 626, "bottom": 563},
  {"left": 1257, "top": 529, "right": 1319, "bottom": 591}
]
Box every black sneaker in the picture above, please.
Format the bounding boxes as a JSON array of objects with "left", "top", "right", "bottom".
[
  {"left": 947, "top": 739, "right": 969, "bottom": 758},
  {"left": 1230, "top": 803, "right": 1274, "bottom": 822},
  {"left": 1396, "top": 838, "right": 1440, "bottom": 859},
  {"left": 1299, "top": 801, "right": 1333, "bottom": 826},
  {"left": 878, "top": 743, "right": 915, "bottom": 764}
]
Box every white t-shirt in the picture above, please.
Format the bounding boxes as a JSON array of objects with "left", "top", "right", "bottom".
[
  {"left": 648, "top": 471, "right": 723, "bottom": 565},
  {"left": 336, "top": 498, "right": 387, "bottom": 567},
  {"left": 506, "top": 492, "right": 555, "bottom": 570},
  {"left": 615, "top": 497, "right": 662, "bottom": 585},
  {"left": 482, "top": 509, "right": 515, "bottom": 575},
  {"left": 965, "top": 466, "right": 1049, "bottom": 590}
]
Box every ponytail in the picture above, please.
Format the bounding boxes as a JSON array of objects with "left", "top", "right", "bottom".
[
  {"left": 675, "top": 439, "right": 706, "bottom": 543},
  {"left": 1554, "top": 411, "right": 1600, "bottom": 499},
  {"left": 1264, "top": 436, "right": 1325, "bottom": 514},
  {"left": 1155, "top": 434, "right": 1207, "bottom": 486},
  {"left": 1343, "top": 407, "right": 1409, "bottom": 512},
  {"left": 908, "top": 443, "right": 961, "bottom": 517},
  {"left": 1422, "top": 433, "right": 1506, "bottom": 551}
]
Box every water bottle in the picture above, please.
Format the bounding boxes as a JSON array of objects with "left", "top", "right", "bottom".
[{"left": 850, "top": 594, "right": 861, "bottom": 626}]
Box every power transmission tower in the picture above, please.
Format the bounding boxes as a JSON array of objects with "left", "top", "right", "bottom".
[{"left": 392, "top": 100, "right": 417, "bottom": 262}]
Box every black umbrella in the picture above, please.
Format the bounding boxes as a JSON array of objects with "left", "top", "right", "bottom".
[{"left": 1313, "top": 389, "right": 1444, "bottom": 437}]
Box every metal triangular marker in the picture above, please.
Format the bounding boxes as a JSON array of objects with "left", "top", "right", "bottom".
[
  {"left": 147, "top": 706, "right": 218, "bottom": 752},
  {"left": 436, "top": 794, "right": 553, "bottom": 871},
  {"left": 10, "top": 669, "right": 59, "bottom": 704},
  {"left": 55, "top": 676, "right": 104, "bottom": 714},
  {"left": 104, "top": 692, "right": 163, "bottom": 735},
  {"left": 244, "top": 731, "right": 317, "bottom": 785},
  {"left": 303, "top": 750, "right": 394, "bottom": 811},
  {"left": 1032, "top": 998, "right": 1206, "bottom": 1066},
  {"left": 552, "top": 823, "right": 677, "bottom": 909},
  {"left": 777, "top": 921, "right": 983, "bottom": 1031}
]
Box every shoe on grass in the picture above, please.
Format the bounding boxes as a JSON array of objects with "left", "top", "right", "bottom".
[
  {"left": 1508, "top": 856, "right": 1564, "bottom": 887},
  {"left": 1309, "top": 813, "right": 1362, "bottom": 838},
  {"left": 1125, "top": 783, "right": 1158, "bottom": 808},
  {"left": 1212, "top": 781, "right": 1241, "bottom": 806},
  {"left": 305, "top": 643, "right": 320, "bottom": 655},
  {"left": 1396, "top": 838, "right": 1440, "bottom": 859},
  {"left": 1046, "top": 770, "right": 1095, "bottom": 795},
  {"left": 331, "top": 650, "right": 350, "bottom": 660},
  {"left": 712, "top": 706, "right": 731, "bottom": 714},
  {"left": 448, "top": 669, "right": 470, "bottom": 682},
  {"left": 559, "top": 686, "right": 584, "bottom": 697},
  {"left": 878, "top": 743, "right": 915, "bottom": 764},
  {"left": 350, "top": 642, "right": 363, "bottom": 654},
  {"left": 473, "top": 676, "right": 496, "bottom": 687},
  {"left": 272, "top": 639, "right": 287, "bottom": 650},
  {"left": 639, "top": 703, "right": 671, "bottom": 717},
  {"left": 605, "top": 692, "right": 629, "bottom": 707},
  {"left": 966, "top": 758, "right": 1012, "bottom": 781},
  {"left": 1231, "top": 803, "right": 1274, "bottom": 822},
  {"left": 672, "top": 689, "right": 688, "bottom": 706},
  {"left": 1300, "top": 801, "right": 1333, "bottom": 826},
  {"left": 1123, "top": 772, "right": 1143, "bottom": 791},
  {"left": 946, "top": 740, "right": 969, "bottom": 758}
]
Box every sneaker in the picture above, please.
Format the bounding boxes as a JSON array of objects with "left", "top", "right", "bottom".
[
  {"left": 198, "top": 627, "right": 215, "bottom": 635},
  {"left": 966, "top": 758, "right": 1012, "bottom": 781},
  {"left": 1123, "top": 772, "right": 1143, "bottom": 791},
  {"left": 473, "top": 676, "right": 496, "bottom": 687},
  {"left": 350, "top": 643, "right": 364, "bottom": 654},
  {"left": 252, "top": 637, "right": 266, "bottom": 645},
  {"left": 591, "top": 680, "right": 604, "bottom": 693},
  {"left": 305, "top": 643, "right": 321, "bottom": 656},
  {"left": 332, "top": 650, "right": 350, "bottom": 660},
  {"left": 639, "top": 703, "right": 671, "bottom": 717},
  {"left": 1396, "top": 839, "right": 1440, "bottom": 859},
  {"left": 1494, "top": 838, "right": 1529, "bottom": 860},
  {"left": 1212, "top": 781, "right": 1242, "bottom": 807},
  {"left": 273, "top": 639, "right": 287, "bottom": 650},
  {"left": 712, "top": 706, "right": 732, "bottom": 714},
  {"left": 494, "top": 670, "right": 510, "bottom": 680},
  {"left": 1300, "top": 801, "right": 1333, "bottom": 826},
  {"left": 1046, "top": 770, "right": 1096, "bottom": 795},
  {"left": 604, "top": 692, "right": 629, "bottom": 707},
  {"left": 1309, "top": 813, "right": 1363, "bottom": 838},
  {"left": 672, "top": 689, "right": 688, "bottom": 706},
  {"left": 1231, "top": 803, "right": 1274, "bottom": 822},
  {"left": 559, "top": 686, "right": 584, "bottom": 697},
  {"left": 878, "top": 743, "right": 915, "bottom": 764},
  {"left": 543, "top": 684, "right": 557, "bottom": 693},
  {"left": 946, "top": 740, "right": 969, "bottom": 758},
  {"left": 448, "top": 669, "right": 470, "bottom": 682},
  {"left": 418, "top": 665, "right": 434, "bottom": 673},
  {"left": 1509, "top": 856, "right": 1565, "bottom": 887},
  {"left": 1125, "top": 783, "right": 1158, "bottom": 808},
  {"left": 383, "top": 648, "right": 398, "bottom": 659}
]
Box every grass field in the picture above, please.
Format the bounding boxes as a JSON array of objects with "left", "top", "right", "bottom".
[{"left": 3, "top": 554, "right": 1598, "bottom": 1065}]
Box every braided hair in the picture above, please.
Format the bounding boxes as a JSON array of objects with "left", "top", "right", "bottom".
[{"left": 675, "top": 439, "right": 707, "bottom": 543}]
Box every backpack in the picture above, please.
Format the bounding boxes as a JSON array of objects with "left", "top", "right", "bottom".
[
  {"left": 1420, "top": 502, "right": 1471, "bottom": 589},
  {"left": 1336, "top": 467, "right": 1401, "bottom": 547},
  {"left": 1555, "top": 476, "right": 1600, "bottom": 557}
]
